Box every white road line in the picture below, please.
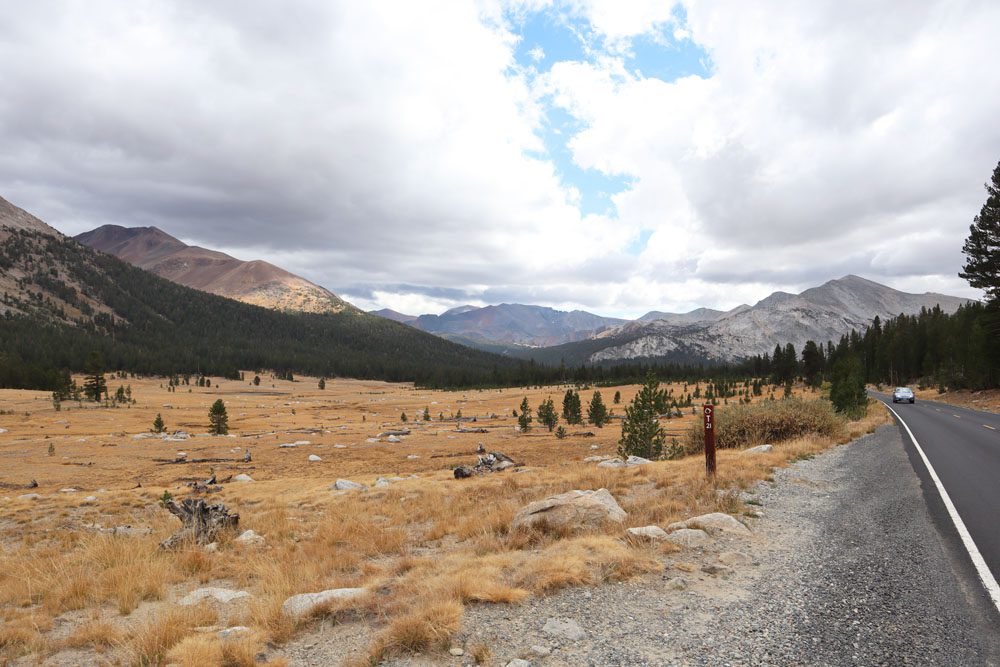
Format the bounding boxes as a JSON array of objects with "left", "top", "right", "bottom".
[
  {"left": 953, "top": 414, "right": 962, "bottom": 419},
  {"left": 985, "top": 425, "right": 997, "bottom": 431},
  {"left": 882, "top": 400, "right": 1000, "bottom": 614}
]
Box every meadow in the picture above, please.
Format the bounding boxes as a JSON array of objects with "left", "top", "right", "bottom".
[{"left": 0, "top": 374, "right": 886, "bottom": 665}]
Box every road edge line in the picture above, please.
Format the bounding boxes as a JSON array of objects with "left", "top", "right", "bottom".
[{"left": 881, "top": 400, "right": 1000, "bottom": 614}]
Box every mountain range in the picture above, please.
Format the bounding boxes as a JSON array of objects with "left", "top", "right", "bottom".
[
  {"left": 372, "top": 277, "right": 972, "bottom": 365},
  {"left": 75, "top": 225, "right": 350, "bottom": 314}
]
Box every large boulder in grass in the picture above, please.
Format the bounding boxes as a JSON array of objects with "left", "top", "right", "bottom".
[
  {"left": 512, "top": 489, "right": 626, "bottom": 532},
  {"left": 282, "top": 587, "right": 367, "bottom": 619},
  {"left": 666, "top": 512, "right": 750, "bottom": 536}
]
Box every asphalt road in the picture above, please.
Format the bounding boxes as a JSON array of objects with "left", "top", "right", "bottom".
[{"left": 871, "top": 390, "right": 1000, "bottom": 611}]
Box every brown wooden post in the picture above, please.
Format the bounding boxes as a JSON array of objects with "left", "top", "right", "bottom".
[{"left": 703, "top": 404, "right": 716, "bottom": 477}]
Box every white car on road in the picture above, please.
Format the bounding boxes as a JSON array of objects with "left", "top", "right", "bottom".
[{"left": 892, "top": 387, "right": 915, "bottom": 404}]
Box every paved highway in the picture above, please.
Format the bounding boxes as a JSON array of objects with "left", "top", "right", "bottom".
[{"left": 871, "top": 390, "right": 1000, "bottom": 613}]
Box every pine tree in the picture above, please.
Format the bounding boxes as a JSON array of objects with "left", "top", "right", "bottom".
[
  {"left": 208, "top": 399, "right": 229, "bottom": 435},
  {"left": 82, "top": 351, "right": 107, "bottom": 402},
  {"left": 555, "top": 425, "right": 567, "bottom": 439},
  {"left": 401, "top": 412, "right": 408, "bottom": 422},
  {"left": 536, "top": 397, "right": 558, "bottom": 431},
  {"left": 960, "top": 160, "right": 1000, "bottom": 303},
  {"left": 617, "top": 372, "right": 665, "bottom": 460},
  {"left": 152, "top": 413, "right": 165, "bottom": 433},
  {"left": 587, "top": 390, "right": 608, "bottom": 427},
  {"left": 517, "top": 397, "right": 532, "bottom": 431},
  {"left": 830, "top": 355, "right": 867, "bottom": 417},
  {"left": 318, "top": 377, "right": 326, "bottom": 390},
  {"left": 423, "top": 407, "right": 431, "bottom": 421},
  {"left": 613, "top": 390, "right": 621, "bottom": 405},
  {"left": 562, "top": 389, "right": 582, "bottom": 424},
  {"left": 253, "top": 375, "right": 261, "bottom": 386}
]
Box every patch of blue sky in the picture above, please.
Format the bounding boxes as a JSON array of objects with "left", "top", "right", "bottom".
[
  {"left": 512, "top": 9, "right": 587, "bottom": 72},
  {"left": 625, "top": 229, "right": 654, "bottom": 256},
  {"left": 624, "top": 31, "right": 711, "bottom": 82}
]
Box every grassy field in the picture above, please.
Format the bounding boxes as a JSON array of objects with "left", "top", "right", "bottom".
[{"left": 0, "top": 375, "right": 887, "bottom": 665}]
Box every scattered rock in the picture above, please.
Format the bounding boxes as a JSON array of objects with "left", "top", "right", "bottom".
[
  {"left": 627, "top": 525, "right": 670, "bottom": 541},
  {"left": 590, "top": 444, "right": 599, "bottom": 450},
  {"left": 278, "top": 443, "right": 299, "bottom": 448},
  {"left": 529, "top": 645, "right": 552, "bottom": 657},
  {"left": 17, "top": 493, "right": 40, "bottom": 500},
  {"left": 506, "top": 660, "right": 532, "bottom": 667},
  {"left": 541, "top": 617, "right": 586, "bottom": 641},
  {"left": 667, "top": 512, "right": 751, "bottom": 536},
  {"left": 232, "top": 474, "right": 254, "bottom": 483},
  {"left": 204, "top": 542, "right": 219, "bottom": 553},
  {"left": 366, "top": 438, "right": 380, "bottom": 443},
  {"left": 513, "top": 489, "right": 626, "bottom": 532},
  {"left": 234, "top": 529, "right": 265, "bottom": 547},
  {"left": 454, "top": 466, "right": 474, "bottom": 479},
  {"left": 332, "top": 479, "right": 366, "bottom": 491},
  {"left": 378, "top": 429, "right": 411, "bottom": 437},
  {"left": 665, "top": 528, "right": 711, "bottom": 548},
  {"left": 665, "top": 577, "right": 688, "bottom": 590},
  {"left": 386, "top": 435, "right": 402, "bottom": 443},
  {"left": 59, "top": 487, "right": 78, "bottom": 493},
  {"left": 745, "top": 444, "right": 773, "bottom": 454},
  {"left": 583, "top": 455, "right": 611, "bottom": 462},
  {"left": 625, "top": 455, "right": 652, "bottom": 466},
  {"left": 111, "top": 525, "right": 151, "bottom": 537},
  {"left": 718, "top": 551, "right": 752, "bottom": 566},
  {"left": 334, "top": 444, "right": 347, "bottom": 449},
  {"left": 175, "top": 451, "right": 188, "bottom": 461},
  {"left": 701, "top": 563, "right": 735, "bottom": 577},
  {"left": 449, "top": 647, "right": 465, "bottom": 656},
  {"left": 308, "top": 454, "right": 322, "bottom": 462},
  {"left": 179, "top": 587, "right": 252, "bottom": 606},
  {"left": 374, "top": 476, "right": 406, "bottom": 488},
  {"left": 281, "top": 587, "right": 366, "bottom": 619},
  {"left": 407, "top": 454, "right": 420, "bottom": 459},
  {"left": 82, "top": 495, "right": 97, "bottom": 503},
  {"left": 219, "top": 626, "right": 251, "bottom": 639},
  {"left": 597, "top": 459, "right": 627, "bottom": 469}
]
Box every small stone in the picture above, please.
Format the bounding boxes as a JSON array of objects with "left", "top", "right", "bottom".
[
  {"left": 505, "top": 660, "right": 532, "bottom": 667},
  {"left": 407, "top": 454, "right": 420, "bottom": 459},
  {"left": 541, "top": 617, "right": 586, "bottom": 641},
  {"left": 334, "top": 444, "right": 347, "bottom": 448},
  {"left": 59, "top": 488, "right": 78, "bottom": 493},
  {"left": 449, "top": 647, "right": 465, "bottom": 656},
  {"left": 590, "top": 444, "right": 599, "bottom": 450},
  {"left": 17, "top": 493, "right": 40, "bottom": 501},
  {"left": 529, "top": 645, "right": 552, "bottom": 657},
  {"left": 82, "top": 495, "right": 97, "bottom": 503},
  {"left": 666, "top": 512, "right": 751, "bottom": 536},
  {"left": 232, "top": 474, "right": 254, "bottom": 483},
  {"left": 627, "top": 525, "right": 670, "bottom": 541},
  {"left": 597, "top": 459, "right": 627, "bottom": 469},
  {"left": 387, "top": 435, "right": 402, "bottom": 443},
  {"left": 332, "top": 479, "right": 366, "bottom": 491},
  {"left": 665, "top": 528, "right": 711, "bottom": 548},
  {"left": 235, "top": 529, "right": 265, "bottom": 547},
  {"left": 204, "top": 542, "right": 219, "bottom": 553},
  {"left": 718, "top": 551, "right": 751, "bottom": 566},
  {"left": 665, "top": 577, "right": 688, "bottom": 590},
  {"left": 625, "top": 455, "right": 652, "bottom": 466},
  {"left": 745, "top": 444, "right": 773, "bottom": 454},
  {"left": 701, "top": 564, "right": 735, "bottom": 577},
  {"left": 308, "top": 454, "right": 322, "bottom": 462},
  {"left": 219, "top": 626, "right": 251, "bottom": 639},
  {"left": 583, "top": 455, "right": 610, "bottom": 462}
]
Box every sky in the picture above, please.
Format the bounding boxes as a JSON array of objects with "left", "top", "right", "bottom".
[{"left": 1, "top": 0, "right": 998, "bottom": 318}]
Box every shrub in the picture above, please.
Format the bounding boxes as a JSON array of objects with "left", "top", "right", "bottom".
[{"left": 685, "top": 398, "right": 842, "bottom": 454}]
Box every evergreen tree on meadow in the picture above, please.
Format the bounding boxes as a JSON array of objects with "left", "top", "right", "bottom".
[
  {"left": 613, "top": 390, "right": 621, "bottom": 405},
  {"left": 829, "top": 355, "right": 867, "bottom": 417},
  {"left": 618, "top": 371, "right": 665, "bottom": 460},
  {"left": 82, "top": 350, "right": 107, "bottom": 402},
  {"left": 517, "top": 396, "right": 532, "bottom": 431},
  {"left": 562, "top": 389, "right": 583, "bottom": 425},
  {"left": 587, "top": 390, "right": 608, "bottom": 427},
  {"left": 152, "top": 413, "right": 165, "bottom": 433},
  {"left": 208, "top": 399, "right": 229, "bottom": 435},
  {"left": 423, "top": 407, "right": 431, "bottom": 421},
  {"left": 536, "top": 397, "right": 558, "bottom": 431},
  {"left": 318, "top": 377, "right": 326, "bottom": 389}
]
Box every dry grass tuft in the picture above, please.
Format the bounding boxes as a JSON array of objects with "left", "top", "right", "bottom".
[
  {"left": 119, "top": 604, "right": 217, "bottom": 666},
  {"left": 62, "top": 620, "right": 123, "bottom": 649},
  {"left": 365, "top": 599, "right": 463, "bottom": 665}
]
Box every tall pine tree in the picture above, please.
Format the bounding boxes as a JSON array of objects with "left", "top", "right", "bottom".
[{"left": 960, "top": 160, "right": 1000, "bottom": 303}]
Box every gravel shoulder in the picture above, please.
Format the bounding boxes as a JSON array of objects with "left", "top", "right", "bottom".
[{"left": 286, "top": 424, "right": 1000, "bottom": 666}]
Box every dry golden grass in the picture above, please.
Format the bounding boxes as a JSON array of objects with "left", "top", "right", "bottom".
[{"left": 0, "top": 374, "right": 888, "bottom": 665}]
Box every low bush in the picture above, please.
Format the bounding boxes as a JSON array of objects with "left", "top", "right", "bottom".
[{"left": 685, "top": 398, "right": 843, "bottom": 454}]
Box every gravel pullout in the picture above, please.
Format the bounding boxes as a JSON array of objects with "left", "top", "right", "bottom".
[{"left": 283, "top": 424, "right": 1000, "bottom": 666}]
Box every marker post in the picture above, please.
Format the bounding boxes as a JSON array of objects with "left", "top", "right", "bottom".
[{"left": 703, "top": 404, "right": 716, "bottom": 477}]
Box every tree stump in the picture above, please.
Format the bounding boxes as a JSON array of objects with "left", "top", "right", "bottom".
[{"left": 160, "top": 498, "right": 239, "bottom": 549}]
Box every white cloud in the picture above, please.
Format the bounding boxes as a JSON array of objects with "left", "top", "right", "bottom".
[{"left": 0, "top": 0, "right": 994, "bottom": 319}]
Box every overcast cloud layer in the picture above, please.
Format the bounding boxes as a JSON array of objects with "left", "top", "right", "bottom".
[{"left": 1, "top": 0, "right": 997, "bottom": 317}]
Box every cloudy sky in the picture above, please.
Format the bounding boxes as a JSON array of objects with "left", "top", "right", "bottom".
[{"left": 1, "top": 0, "right": 997, "bottom": 318}]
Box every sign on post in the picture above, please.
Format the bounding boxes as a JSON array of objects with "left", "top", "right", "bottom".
[{"left": 703, "top": 404, "right": 716, "bottom": 477}]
